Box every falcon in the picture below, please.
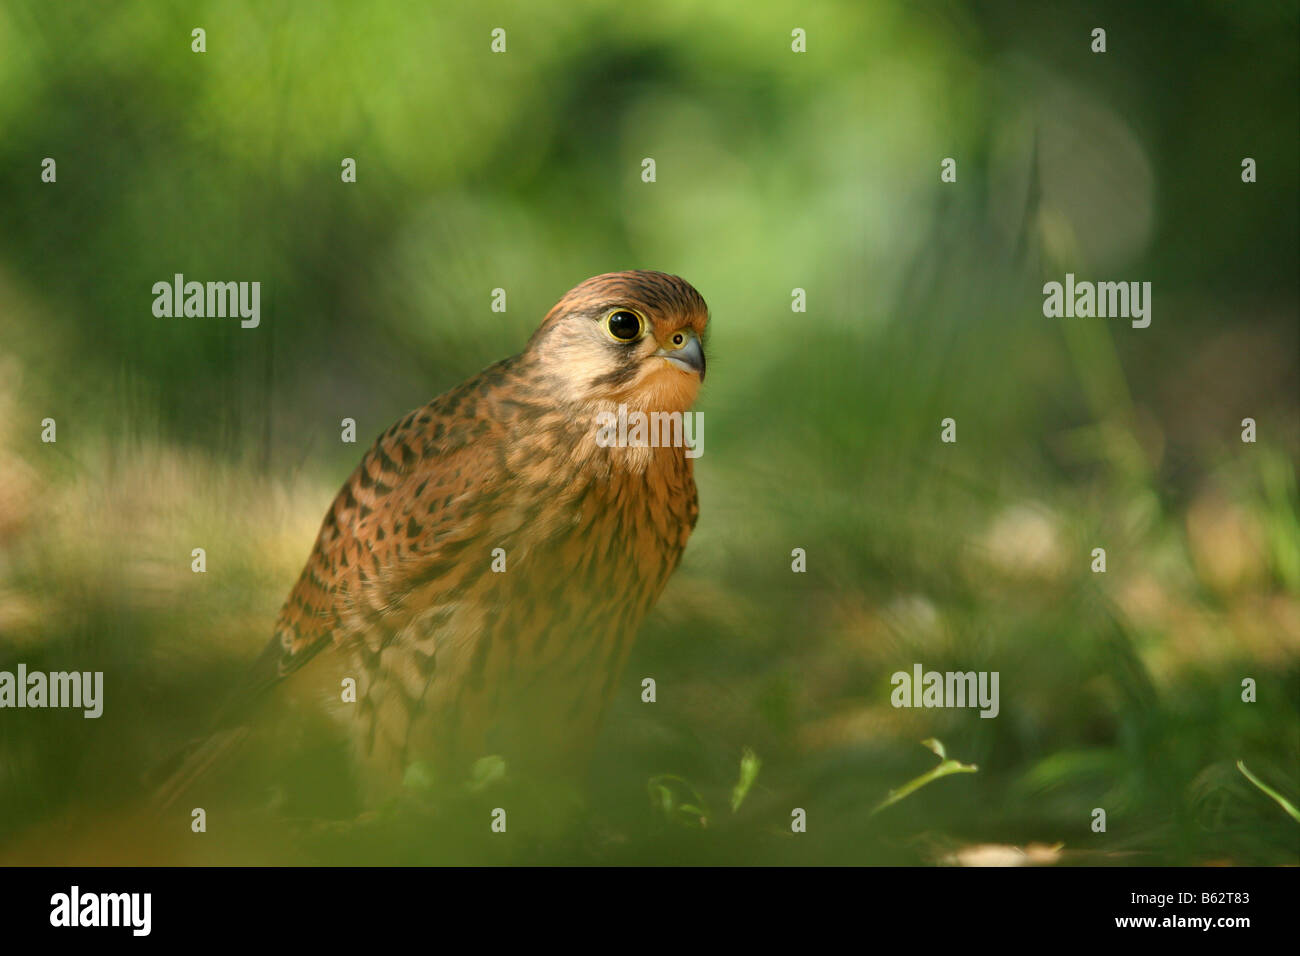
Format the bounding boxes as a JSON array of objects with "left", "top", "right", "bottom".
[{"left": 160, "top": 271, "right": 709, "bottom": 805}]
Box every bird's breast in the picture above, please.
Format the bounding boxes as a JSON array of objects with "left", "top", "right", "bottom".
[{"left": 346, "top": 432, "right": 697, "bottom": 786}]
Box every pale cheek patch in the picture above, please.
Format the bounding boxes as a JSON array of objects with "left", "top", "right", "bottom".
[
  {"left": 537, "top": 319, "right": 701, "bottom": 412},
  {"left": 542, "top": 328, "right": 631, "bottom": 404}
]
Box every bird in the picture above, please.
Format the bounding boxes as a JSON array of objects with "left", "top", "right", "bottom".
[{"left": 156, "top": 270, "right": 709, "bottom": 807}]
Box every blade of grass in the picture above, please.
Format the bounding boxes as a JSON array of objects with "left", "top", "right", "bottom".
[{"left": 1237, "top": 761, "right": 1300, "bottom": 824}]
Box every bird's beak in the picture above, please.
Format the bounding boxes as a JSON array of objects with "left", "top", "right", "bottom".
[{"left": 654, "top": 330, "right": 706, "bottom": 382}]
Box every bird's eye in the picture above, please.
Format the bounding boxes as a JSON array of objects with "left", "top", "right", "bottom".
[
  {"left": 671, "top": 332, "right": 685, "bottom": 346},
  {"left": 604, "top": 309, "right": 645, "bottom": 342}
]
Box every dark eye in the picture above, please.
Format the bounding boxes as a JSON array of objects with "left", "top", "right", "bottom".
[{"left": 605, "top": 309, "right": 644, "bottom": 342}]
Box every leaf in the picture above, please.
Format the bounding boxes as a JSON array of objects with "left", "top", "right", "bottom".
[
  {"left": 871, "top": 739, "right": 978, "bottom": 816},
  {"left": 648, "top": 773, "right": 711, "bottom": 828},
  {"left": 730, "top": 747, "right": 762, "bottom": 813},
  {"left": 1237, "top": 761, "right": 1300, "bottom": 824},
  {"left": 653, "top": 784, "right": 674, "bottom": 816},
  {"left": 466, "top": 755, "right": 507, "bottom": 793},
  {"left": 402, "top": 760, "right": 437, "bottom": 793},
  {"left": 679, "top": 804, "right": 708, "bottom": 828},
  {"left": 921, "top": 738, "right": 946, "bottom": 760}
]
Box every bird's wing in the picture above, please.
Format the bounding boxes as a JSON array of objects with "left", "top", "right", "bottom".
[
  {"left": 152, "top": 371, "right": 516, "bottom": 806},
  {"left": 269, "top": 375, "right": 514, "bottom": 688}
]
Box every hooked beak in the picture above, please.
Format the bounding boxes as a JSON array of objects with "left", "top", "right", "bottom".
[{"left": 654, "top": 330, "right": 705, "bottom": 381}]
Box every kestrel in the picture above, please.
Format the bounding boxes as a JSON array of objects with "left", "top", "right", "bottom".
[{"left": 161, "top": 271, "right": 708, "bottom": 805}]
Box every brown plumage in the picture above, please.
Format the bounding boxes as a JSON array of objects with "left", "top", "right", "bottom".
[{"left": 159, "top": 271, "right": 709, "bottom": 805}]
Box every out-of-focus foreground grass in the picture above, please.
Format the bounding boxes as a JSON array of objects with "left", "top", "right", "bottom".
[{"left": 0, "top": 0, "right": 1296, "bottom": 864}]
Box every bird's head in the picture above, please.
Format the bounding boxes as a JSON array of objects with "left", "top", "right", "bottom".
[{"left": 526, "top": 271, "right": 709, "bottom": 414}]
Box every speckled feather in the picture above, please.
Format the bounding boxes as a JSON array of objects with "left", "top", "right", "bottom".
[{"left": 267, "top": 271, "right": 708, "bottom": 785}]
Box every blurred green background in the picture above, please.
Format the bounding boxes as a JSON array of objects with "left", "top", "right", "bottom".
[{"left": 0, "top": 0, "right": 1296, "bottom": 864}]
